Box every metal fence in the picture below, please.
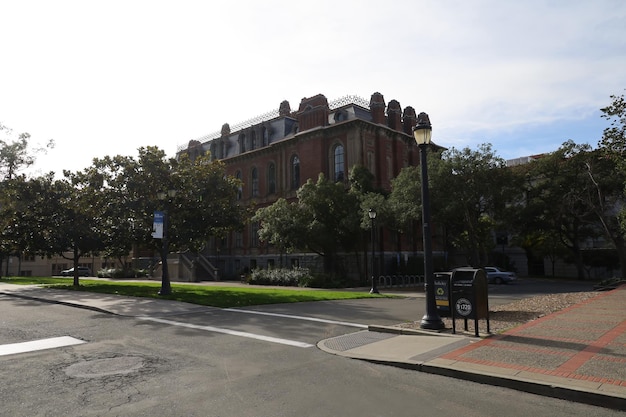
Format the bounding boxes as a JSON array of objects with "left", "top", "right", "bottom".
[{"left": 377, "top": 274, "right": 424, "bottom": 289}]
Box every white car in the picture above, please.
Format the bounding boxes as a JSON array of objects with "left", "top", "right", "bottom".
[
  {"left": 60, "top": 267, "right": 92, "bottom": 277},
  {"left": 484, "top": 266, "right": 516, "bottom": 284}
]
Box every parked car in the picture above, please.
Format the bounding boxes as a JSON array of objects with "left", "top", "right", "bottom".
[
  {"left": 60, "top": 267, "right": 92, "bottom": 277},
  {"left": 483, "top": 266, "right": 516, "bottom": 284}
]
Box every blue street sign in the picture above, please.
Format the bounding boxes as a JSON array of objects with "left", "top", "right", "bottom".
[{"left": 152, "top": 211, "right": 164, "bottom": 239}]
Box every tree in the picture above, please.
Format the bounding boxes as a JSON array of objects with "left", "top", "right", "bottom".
[
  {"left": 0, "top": 175, "right": 39, "bottom": 276},
  {"left": 0, "top": 124, "right": 53, "bottom": 275},
  {"left": 0, "top": 123, "right": 54, "bottom": 180},
  {"left": 599, "top": 91, "right": 626, "bottom": 228},
  {"left": 581, "top": 148, "right": 626, "bottom": 279},
  {"left": 593, "top": 91, "right": 626, "bottom": 278},
  {"left": 348, "top": 164, "right": 377, "bottom": 194},
  {"left": 513, "top": 141, "right": 615, "bottom": 279},
  {"left": 88, "top": 147, "right": 244, "bottom": 292},
  {"left": 171, "top": 153, "right": 245, "bottom": 254},
  {"left": 253, "top": 198, "right": 306, "bottom": 266},
  {"left": 254, "top": 174, "right": 362, "bottom": 276},
  {"left": 296, "top": 174, "right": 361, "bottom": 274},
  {"left": 428, "top": 144, "right": 519, "bottom": 267},
  {"left": 49, "top": 175, "right": 105, "bottom": 286},
  {"left": 387, "top": 166, "right": 422, "bottom": 258}
]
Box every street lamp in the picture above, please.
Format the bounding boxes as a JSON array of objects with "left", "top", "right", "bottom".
[
  {"left": 368, "top": 208, "right": 379, "bottom": 294},
  {"left": 413, "top": 112, "right": 445, "bottom": 330},
  {"left": 157, "top": 189, "right": 177, "bottom": 296}
]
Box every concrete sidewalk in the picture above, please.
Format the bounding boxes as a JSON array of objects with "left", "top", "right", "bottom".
[
  {"left": 0, "top": 283, "right": 215, "bottom": 316},
  {"left": 1, "top": 281, "right": 625, "bottom": 410},
  {"left": 320, "top": 286, "right": 626, "bottom": 411}
]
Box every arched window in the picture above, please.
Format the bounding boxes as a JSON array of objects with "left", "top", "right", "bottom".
[
  {"left": 333, "top": 144, "right": 345, "bottom": 182},
  {"left": 251, "top": 167, "right": 259, "bottom": 197},
  {"left": 268, "top": 162, "right": 276, "bottom": 194},
  {"left": 235, "top": 170, "right": 242, "bottom": 200},
  {"left": 291, "top": 155, "right": 300, "bottom": 190}
]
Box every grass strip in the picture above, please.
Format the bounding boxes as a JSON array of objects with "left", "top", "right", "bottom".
[{"left": 0, "top": 277, "right": 386, "bottom": 308}]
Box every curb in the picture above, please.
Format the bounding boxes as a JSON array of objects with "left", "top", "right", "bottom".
[
  {"left": 419, "top": 360, "right": 625, "bottom": 411},
  {"left": 329, "top": 347, "right": 626, "bottom": 411},
  {"left": 0, "top": 291, "right": 118, "bottom": 316}
]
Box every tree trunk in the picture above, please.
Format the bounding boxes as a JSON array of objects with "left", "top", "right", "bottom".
[
  {"left": 73, "top": 245, "right": 80, "bottom": 287},
  {"left": 616, "top": 239, "right": 626, "bottom": 280},
  {"left": 573, "top": 245, "right": 586, "bottom": 280},
  {"left": 323, "top": 252, "right": 334, "bottom": 275}
]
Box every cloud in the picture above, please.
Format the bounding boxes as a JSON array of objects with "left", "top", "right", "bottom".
[{"left": 2, "top": 0, "right": 625, "bottom": 176}]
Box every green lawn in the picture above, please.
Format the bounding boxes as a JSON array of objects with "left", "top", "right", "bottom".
[{"left": 0, "top": 277, "right": 387, "bottom": 308}]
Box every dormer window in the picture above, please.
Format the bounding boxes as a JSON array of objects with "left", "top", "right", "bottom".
[
  {"left": 251, "top": 130, "right": 257, "bottom": 150},
  {"left": 262, "top": 126, "right": 269, "bottom": 146},
  {"left": 239, "top": 133, "right": 246, "bottom": 153}
]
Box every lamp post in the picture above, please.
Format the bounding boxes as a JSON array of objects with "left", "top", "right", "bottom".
[
  {"left": 157, "top": 189, "right": 177, "bottom": 296},
  {"left": 413, "top": 112, "right": 445, "bottom": 330},
  {"left": 368, "top": 208, "right": 379, "bottom": 294}
]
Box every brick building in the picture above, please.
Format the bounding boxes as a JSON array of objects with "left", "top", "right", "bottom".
[{"left": 178, "top": 92, "right": 427, "bottom": 280}]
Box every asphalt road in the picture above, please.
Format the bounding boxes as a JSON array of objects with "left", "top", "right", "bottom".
[{"left": 1, "top": 279, "right": 620, "bottom": 417}]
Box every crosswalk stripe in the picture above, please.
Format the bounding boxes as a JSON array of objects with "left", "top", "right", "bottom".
[
  {"left": 0, "top": 336, "right": 86, "bottom": 356},
  {"left": 138, "top": 317, "right": 315, "bottom": 348},
  {"left": 224, "top": 308, "right": 368, "bottom": 328}
]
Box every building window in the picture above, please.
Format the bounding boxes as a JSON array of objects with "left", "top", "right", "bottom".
[
  {"left": 268, "top": 162, "right": 276, "bottom": 194},
  {"left": 333, "top": 144, "right": 345, "bottom": 182},
  {"left": 239, "top": 134, "right": 246, "bottom": 153},
  {"left": 235, "top": 231, "right": 243, "bottom": 248},
  {"left": 210, "top": 143, "right": 216, "bottom": 159},
  {"left": 262, "top": 126, "right": 269, "bottom": 146},
  {"left": 291, "top": 155, "right": 300, "bottom": 190},
  {"left": 251, "top": 167, "right": 259, "bottom": 197},
  {"left": 251, "top": 221, "right": 260, "bottom": 247},
  {"left": 236, "top": 170, "right": 242, "bottom": 200},
  {"left": 367, "top": 151, "right": 374, "bottom": 173},
  {"left": 251, "top": 130, "right": 257, "bottom": 150}
]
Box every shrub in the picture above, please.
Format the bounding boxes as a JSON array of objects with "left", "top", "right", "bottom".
[
  {"left": 97, "top": 268, "right": 149, "bottom": 279},
  {"left": 247, "top": 267, "right": 313, "bottom": 287},
  {"left": 298, "top": 273, "right": 348, "bottom": 288}
]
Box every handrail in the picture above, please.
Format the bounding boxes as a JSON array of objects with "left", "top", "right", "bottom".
[
  {"left": 197, "top": 253, "right": 219, "bottom": 281},
  {"left": 178, "top": 251, "right": 219, "bottom": 281}
]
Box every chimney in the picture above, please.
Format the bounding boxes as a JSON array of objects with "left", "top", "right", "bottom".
[
  {"left": 369, "top": 92, "right": 386, "bottom": 124},
  {"left": 387, "top": 100, "right": 402, "bottom": 131},
  {"left": 402, "top": 106, "right": 418, "bottom": 135}
]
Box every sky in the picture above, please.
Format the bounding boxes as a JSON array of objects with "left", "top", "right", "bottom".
[{"left": 1, "top": 0, "right": 625, "bottom": 177}]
